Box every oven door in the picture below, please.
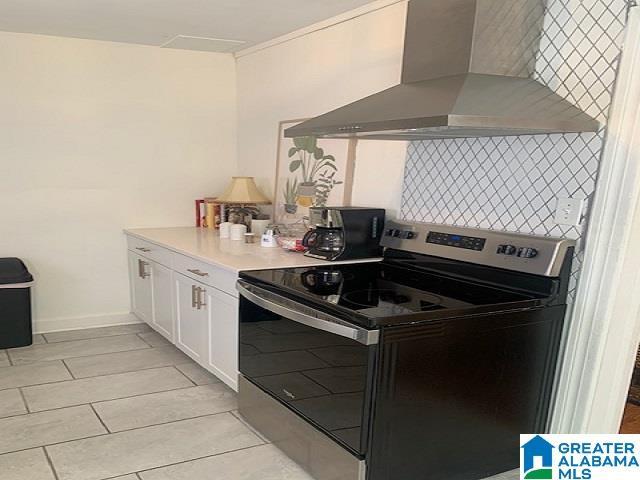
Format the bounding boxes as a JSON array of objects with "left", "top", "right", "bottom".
[{"left": 237, "top": 279, "right": 378, "bottom": 456}]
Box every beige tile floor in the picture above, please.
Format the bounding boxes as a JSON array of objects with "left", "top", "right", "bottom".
[
  {"left": 0, "top": 324, "right": 312, "bottom": 480},
  {"left": 0, "top": 324, "right": 519, "bottom": 480}
]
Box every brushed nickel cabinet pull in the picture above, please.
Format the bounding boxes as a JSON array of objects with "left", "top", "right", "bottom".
[
  {"left": 191, "top": 284, "right": 197, "bottom": 308},
  {"left": 187, "top": 269, "right": 209, "bottom": 277},
  {"left": 138, "top": 259, "right": 150, "bottom": 279},
  {"left": 196, "top": 287, "right": 207, "bottom": 310},
  {"left": 136, "top": 247, "right": 152, "bottom": 253},
  {"left": 197, "top": 287, "right": 207, "bottom": 309}
]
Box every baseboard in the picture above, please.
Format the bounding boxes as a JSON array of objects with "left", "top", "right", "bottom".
[{"left": 33, "top": 312, "right": 142, "bottom": 334}]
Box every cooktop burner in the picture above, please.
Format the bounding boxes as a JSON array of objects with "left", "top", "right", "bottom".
[{"left": 340, "top": 288, "right": 445, "bottom": 316}]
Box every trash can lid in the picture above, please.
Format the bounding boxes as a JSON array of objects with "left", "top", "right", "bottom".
[{"left": 0, "top": 258, "right": 33, "bottom": 285}]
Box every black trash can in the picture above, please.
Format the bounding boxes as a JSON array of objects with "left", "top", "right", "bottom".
[{"left": 0, "top": 258, "right": 34, "bottom": 349}]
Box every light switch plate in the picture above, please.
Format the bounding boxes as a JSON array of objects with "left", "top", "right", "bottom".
[{"left": 554, "top": 198, "right": 584, "bottom": 226}]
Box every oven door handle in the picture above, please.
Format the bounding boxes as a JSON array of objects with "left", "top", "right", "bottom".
[{"left": 236, "top": 280, "right": 379, "bottom": 346}]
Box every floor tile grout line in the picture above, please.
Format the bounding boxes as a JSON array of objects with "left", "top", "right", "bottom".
[
  {"left": 171, "top": 364, "right": 198, "bottom": 387},
  {"left": 0, "top": 359, "right": 206, "bottom": 394},
  {"left": 0, "top": 402, "right": 113, "bottom": 422},
  {"left": 3, "top": 379, "right": 230, "bottom": 419},
  {"left": 230, "top": 410, "right": 271, "bottom": 444},
  {"left": 7, "top": 344, "right": 152, "bottom": 367},
  {"left": 20, "top": 382, "right": 202, "bottom": 416},
  {"left": 42, "top": 327, "right": 151, "bottom": 345},
  {"left": 17, "top": 362, "right": 185, "bottom": 390},
  {"left": 42, "top": 446, "right": 61, "bottom": 480},
  {"left": 0, "top": 376, "right": 82, "bottom": 394},
  {"left": 1, "top": 344, "right": 187, "bottom": 373},
  {"left": 89, "top": 403, "right": 112, "bottom": 434},
  {"left": 67, "top": 360, "right": 204, "bottom": 383},
  {"left": 0, "top": 342, "right": 183, "bottom": 373},
  {"left": 136, "top": 332, "right": 155, "bottom": 348},
  {"left": 60, "top": 359, "right": 76, "bottom": 380},
  {"left": 0, "top": 410, "right": 250, "bottom": 458},
  {"left": 1, "top": 430, "right": 113, "bottom": 457},
  {"left": 131, "top": 442, "right": 270, "bottom": 478},
  {"left": 17, "top": 386, "right": 31, "bottom": 414},
  {"left": 90, "top": 406, "right": 239, "bottom": 434},
  {"left": 91, "top": 384, "right": 209, "bottom": 408}
]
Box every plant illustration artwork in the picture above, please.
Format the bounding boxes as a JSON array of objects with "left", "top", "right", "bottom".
[
  {"left": 274, "top": 120, "right": 354, "bottom": 225},
  {"left": 287, "top": 136, "right": 342, "bottom": 208}
]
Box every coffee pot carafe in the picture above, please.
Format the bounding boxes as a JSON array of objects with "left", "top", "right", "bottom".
[
  {"left": 302, "top": 226, "right": 344, "bottom": 253},
  {"left": 301, "top": 207, "right": 385, "bottom": 261}
]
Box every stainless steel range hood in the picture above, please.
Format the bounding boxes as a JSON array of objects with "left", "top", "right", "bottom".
[{"left": 285, "top": 0, "right": 600, "bottom": 140}]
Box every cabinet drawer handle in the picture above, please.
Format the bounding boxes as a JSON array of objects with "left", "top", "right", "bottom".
[
  {"left": 136, "top": 247, "right": 152, "bottom": 253},
  {"left": 138, "top": 259, "right": 150, "bottom": 279},
  {"left": 191, "top": 284, "right": 197, "bottom": 308},
  {"left": 196, "top": 287, "right": 207, "bottom": 310},
  {"left": 187, "top": 269, "right": 209, "bottom": 277}
]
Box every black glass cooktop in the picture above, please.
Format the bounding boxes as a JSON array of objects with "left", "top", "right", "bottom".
[{"left": 240, "top": 260, "right": 545, "bottom": 326}]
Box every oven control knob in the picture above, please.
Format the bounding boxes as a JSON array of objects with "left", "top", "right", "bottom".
[
  {"left": 518, "top": 247, "right": 538, "bottom": 259},
  {"left": 386, "top": 229, "right": 396, "bottom": 237},
  {"left": 404, "top": 231, "right": 416, "bottom": 240},
  {"left": 498, "top": 244, "right": 517, "bottom": 255}
]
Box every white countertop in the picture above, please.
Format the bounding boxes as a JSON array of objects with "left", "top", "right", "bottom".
[{"left": 124, "top": 227, "right": 381, "bottom": 273}]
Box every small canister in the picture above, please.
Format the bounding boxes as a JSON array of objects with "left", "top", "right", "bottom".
[
  {"left": 230, "top": 223, "right": 248, "bottom": 241},
  {"left": 219, "top": 222, "right": 232, "bottom": 239}
]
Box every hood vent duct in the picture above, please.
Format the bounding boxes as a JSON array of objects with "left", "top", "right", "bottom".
[{"left": 285, "top": 0, "right": 600, "bottom": 140}]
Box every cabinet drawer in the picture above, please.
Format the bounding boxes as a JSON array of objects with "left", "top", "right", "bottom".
[
  {"left": 172, "top": 253, "right": 237, "bottom": 297},
  {"left": 127, "top": 236, "right": 172, "bottom": 267}
]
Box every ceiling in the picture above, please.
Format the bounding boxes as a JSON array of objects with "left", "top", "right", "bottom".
[{"left": 0, "top": 0, "right": 379, "bottom": 53}]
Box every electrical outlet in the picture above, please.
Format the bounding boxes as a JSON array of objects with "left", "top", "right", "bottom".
[{"left": 554, "top": 198, "right": 584, "bottom": 226}]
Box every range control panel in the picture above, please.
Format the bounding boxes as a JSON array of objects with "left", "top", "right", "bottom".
[
  {"left": 426, "top": 232, "right": 486, "bottom": 251},
  {"left": 381, "top": 221, "right": 575, "bottom": 277}
]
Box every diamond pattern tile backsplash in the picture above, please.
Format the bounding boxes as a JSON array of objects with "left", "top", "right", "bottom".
[{"left": 401, "top": 0, "right": 630, "bottom": 299}]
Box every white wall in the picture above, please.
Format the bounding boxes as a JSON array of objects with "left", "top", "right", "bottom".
[
  {"left": 236, "top": 1, "right": 408, "bottom": 218},
  {"left": 0, "top": 32, "right": 237, "bottom": 332}
]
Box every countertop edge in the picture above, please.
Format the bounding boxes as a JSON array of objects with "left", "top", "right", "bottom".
[
  {"left": 124, "top": 228, "right": 382, "bottom": 273},
  {"left": 124, "top": 228, "right": 240, "bottom": 273}
]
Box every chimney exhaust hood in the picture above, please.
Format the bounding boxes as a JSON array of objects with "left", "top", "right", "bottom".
[{"left": 285, "top": 0, "right": 600, "bottom": 141}]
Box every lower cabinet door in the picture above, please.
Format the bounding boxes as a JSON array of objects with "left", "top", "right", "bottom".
[
  {"left": 151, "top": 261, "right": 174, "bottom": 341},
  {"left": 174, "top": 273, "right": 208, "bottom": 364},
  {"left": 128, "top": 251, "right": 153, "bottom": 324},
  {"left": 206, "top": 287, "right": 239, "bottom": 390}
]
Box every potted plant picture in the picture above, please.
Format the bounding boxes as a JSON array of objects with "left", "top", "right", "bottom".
[
  {"left": 287, "top": 136, "right": 343, "bottom": 208},
  {"left": 274, "top": 120, "right": 355, "bottom": 224}
]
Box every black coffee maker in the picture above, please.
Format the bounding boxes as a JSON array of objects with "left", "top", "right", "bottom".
[{"left": 302, "top": 207, "right": 385, "bottom": 261}]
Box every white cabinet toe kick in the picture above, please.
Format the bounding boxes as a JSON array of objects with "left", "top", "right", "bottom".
[{"left": 126, "top": 234, "right": 238, "bottom": 391}]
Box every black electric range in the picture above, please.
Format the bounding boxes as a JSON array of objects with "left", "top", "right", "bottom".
[{"left": 237, "top": 221, "right": 575, "bottom": 480}]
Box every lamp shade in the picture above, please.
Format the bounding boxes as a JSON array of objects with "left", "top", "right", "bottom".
[{"left": 216, "top": 177, "right": 271, "bottom": 205}]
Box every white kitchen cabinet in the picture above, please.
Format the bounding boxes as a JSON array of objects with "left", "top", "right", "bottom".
[
  {"left": 207, "top": 287, "right": 239, "bottom": 389},
  {"left": 174, "top": 272, "right": 208, "bottom": 364},
  {"left": 151, "top": 261, "right": 174, "bottom": 341},
  {"left": 128, "top": 251, "right": 153, "bottom": 324},
  {"left": 126, "top": 232, "right": 242, "bottom": 391}
]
